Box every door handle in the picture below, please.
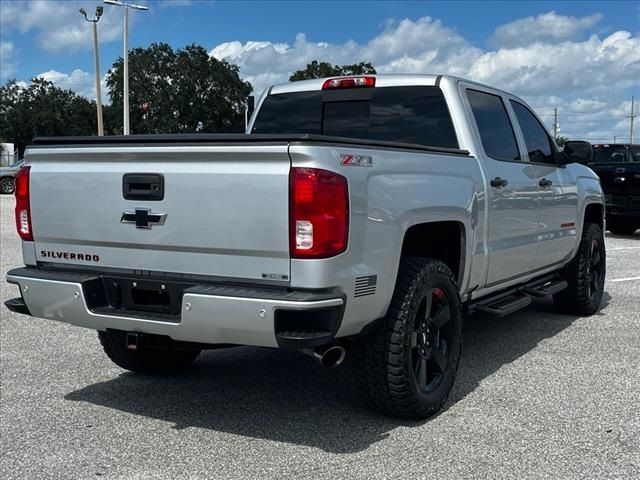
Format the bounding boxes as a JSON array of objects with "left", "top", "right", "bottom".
[
  {"left": 490, "top": 177, "right": 508, "bottom": 188},
  {"left": 122, "top": 173, "right": 164, "bottom": 201},
  {"left": 539, "top": 178, "right": 553, "bottom": 188}
]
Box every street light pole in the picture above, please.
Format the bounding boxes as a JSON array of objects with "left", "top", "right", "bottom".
[
  {"left": 79, "top": 7, "right": 104, "bottom": 136},
  {"left": 104, "top": 0, "right": 149, "bottom": 135},
  {"left": 124, "top": 5, "right": 129, "bottom": 135}
]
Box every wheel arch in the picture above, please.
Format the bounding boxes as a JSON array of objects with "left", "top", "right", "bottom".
[
  {"left": 584, "top": 202, "right": 604, "bottom": 230},
  {"left": 400, "top": 220, "right": 466, "bottom": 287}
]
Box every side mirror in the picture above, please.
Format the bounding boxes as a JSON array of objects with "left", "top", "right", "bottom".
[{"left": 560, "top": 140, "right": 593, "bottom": 165}]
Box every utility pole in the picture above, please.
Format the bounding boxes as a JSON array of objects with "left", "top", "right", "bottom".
[
  {"left": 553, "top": 107, "right": 558, "bottom": 140},
  {"left": 124, "top": 5, "right": 129, "bottom": 134},
  {"left": 79, "top": 6, "right": 104, "bottom": 136},
  {"left": 628, "top": 96, "right": 636, "bottom": 144},
  {"left": 614, "top": 135, "right": 617, "bottom": 144},
  {"left": 104, "top": 1, "right": 149, "bottom": 135}
]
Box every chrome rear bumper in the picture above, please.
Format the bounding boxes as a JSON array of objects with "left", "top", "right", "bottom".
[{"left": 6, "top": 267, "right": 344, "bottom": 348}]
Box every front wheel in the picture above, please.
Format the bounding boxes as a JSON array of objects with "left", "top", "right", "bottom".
[
  {"left": 554, "top": 222, "right": 606, "bottom": 315},
  {"left": 351, "top": 258, "right": 463, "bottom": 419}
]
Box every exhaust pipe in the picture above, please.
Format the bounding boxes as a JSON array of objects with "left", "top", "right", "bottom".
[{"left": 302, "top": 344, "right": 346, "bottom": 369}]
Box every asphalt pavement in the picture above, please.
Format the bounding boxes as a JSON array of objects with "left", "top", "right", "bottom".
[{"left": 1, "top": 195, "right": 639, "bottom": 480}]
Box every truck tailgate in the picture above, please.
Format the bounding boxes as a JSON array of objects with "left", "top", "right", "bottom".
[{"left": 26, "top": 144, "right": 291, "bottom": 282}]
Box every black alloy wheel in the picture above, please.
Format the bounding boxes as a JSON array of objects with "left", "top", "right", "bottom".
[
  {"left": 587, "top": 238, "right": 604, "bottom": 303},
  {"left": 411, "top": 287, "right": 452, "bottom": 393},
  {"left": 554, "top": 222, "right": 606, "bottom": 315},
  {"left": 0, "top": 177, "right": 15, "bottom": 195}
]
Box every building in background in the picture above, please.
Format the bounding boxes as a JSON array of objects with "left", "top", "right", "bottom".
[{"left": 0, "top": 143, "right": 17, "bottom": 167}]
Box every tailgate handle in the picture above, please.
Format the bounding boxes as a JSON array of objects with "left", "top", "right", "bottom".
[{"left": 123, "top": 173, "right": 164, "bottom": 201}]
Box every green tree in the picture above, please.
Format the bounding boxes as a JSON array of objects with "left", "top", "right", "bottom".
[
  {"left": 555, "top": 135, "right": 568, "bottom": 147},
  {"left": 289, "top": 61, "right": 376, "bottom": 81},
  {"left": 0, "top": 78, "right": 98, "bottom": 158},
  {"left": 106, "top": 43, "right": 252, "bottom": 134}
]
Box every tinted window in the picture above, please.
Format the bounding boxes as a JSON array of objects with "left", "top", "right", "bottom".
[
  {"left": 510, "top": 100, "right": 555, "bottom": 164},
  {"left": 467, "top": 89, "right": 519, "bottom": 162},
  {"left": 592, "top": 145, "right": 629, "bottom": 163},
  {"left": 251, "top": 91, "right": 321, "bottom": 134},
  {"left": 323, "top": 101, "right": 370, "bottom": 138},
  {"left": 369, "top": 86, "right": 458, "bottom": 147},
  {"left": 631, "top": 146, "right": 640, "bottom": 162},
  {"left": 252, "top": 86, "right": 459, "bottom": 148}
]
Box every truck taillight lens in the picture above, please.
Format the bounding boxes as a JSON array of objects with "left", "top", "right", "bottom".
[
  {"left": 322, "top": 76, "right": 376, "bottom": 90},
  {"left": 290, "top": 168, "right": 348, "bottom": 259},
  {"left": 14, "top": 166, "right": 33, "bottom": 241}
]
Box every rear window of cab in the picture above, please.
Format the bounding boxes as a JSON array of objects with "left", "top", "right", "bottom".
[{"left": 252, "top": 86, "right": 459, "bottom": 149}]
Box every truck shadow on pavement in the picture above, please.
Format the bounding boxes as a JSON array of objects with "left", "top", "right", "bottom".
[{"left": 65, "top": 294, "right": 611, "bottom": 454}]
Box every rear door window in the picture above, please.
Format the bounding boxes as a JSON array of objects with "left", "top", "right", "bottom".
[
  {"left": 252, "top": 86, "right": 459, "bottom": 149},
  {"left": 466, "top": 89, "right": 520, "bottom": 162},
  {"left": 510, "top": 100, "right": 555, "bottom": 165}
]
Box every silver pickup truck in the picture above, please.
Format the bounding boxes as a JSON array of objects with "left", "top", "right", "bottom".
[{"left": 5, "top": 74, "right": 605, "bottom": 419}]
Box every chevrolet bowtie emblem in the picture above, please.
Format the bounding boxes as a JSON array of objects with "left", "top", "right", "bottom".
[{"left": 121, "top": 208, "right": 167, "bottom": 229}]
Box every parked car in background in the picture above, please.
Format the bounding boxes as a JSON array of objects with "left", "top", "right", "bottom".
[
  {"left": 583, "top": 144, "right": 640, "bottom": 235},
  {"left": 0, "top": 159, "right": 24, "bottom": 194}
]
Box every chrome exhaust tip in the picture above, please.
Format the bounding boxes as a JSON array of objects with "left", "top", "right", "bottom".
[{"left": 302, "top": 344, "right": 346, "bottom": 369}]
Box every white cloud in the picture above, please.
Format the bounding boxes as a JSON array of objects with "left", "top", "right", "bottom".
[
  {"left": 569, "top": 98, "right": 607, "bottom": 113},
  {"left": 209, "top": 14, "right": 639, "bottom": 140},
  {"left": 0, "top": 41, "right": 17, "bottom": 80},
  {"left": 488, "top": 11, "right": 603, "bottom": 47},
  {"left": 36, "top": 69, "right": 107, "bottom": 101},
  {"left": 469, "top": 31, "right": 640, "bottom": 96},
  {"left": 1, "top": 0, "right": 123, "bottom": 53},
  {"left": 210, "top": 18, "right": 482, "bottom": 97}
]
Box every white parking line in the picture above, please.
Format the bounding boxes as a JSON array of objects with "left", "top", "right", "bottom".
[
  {"left": 608, "top": 276, "right": 640, "bottom": 283},
  {"left": 607, "top": 246, "right": 640, "bottom": 251}
]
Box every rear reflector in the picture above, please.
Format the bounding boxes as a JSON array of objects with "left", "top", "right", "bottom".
[
  {"left": 14, "top": 166, "right": 33, "bottom": 241},
  {"left": 290, "top": 168, "right": 349, "bottom": 259},
  {"left": 322, "top": 76, "right": 376, "bottom": 90}
]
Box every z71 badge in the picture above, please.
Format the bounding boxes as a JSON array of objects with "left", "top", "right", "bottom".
[{"left": 340, "top": 154, "right": 373, "bottom": 167}]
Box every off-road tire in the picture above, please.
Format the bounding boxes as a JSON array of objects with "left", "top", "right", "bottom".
[
  {"left": 0, "top": 177, "right": 14, "bottom": 195},
  {"left": 607, "top": 217, "right": 639, "bottom": 236},
  {"left": 554, "top": 222, "right": 606, "bottom": 315},
  {"left": 98, "top": 330, "right": 201, "bottom": 374},
  {"left": 351, "top": 258, "right": 463, "bottom": 419}
]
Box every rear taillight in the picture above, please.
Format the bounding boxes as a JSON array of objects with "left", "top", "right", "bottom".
[
  {"left": 322, "top": 76, "right": 376, "bottom": 90},
  {"left": 14, "top": 166, "right": 33, "bottom": 241},
  {"left": 290, "top": 167, "right": 349, "bottom": 259}
]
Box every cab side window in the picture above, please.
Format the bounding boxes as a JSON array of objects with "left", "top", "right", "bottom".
[
  {"left": 467, "top": 89, "right": 520, "bottom": 162},
  {"left": 510, "top": 100, "right": 556, "bottom": 165}
]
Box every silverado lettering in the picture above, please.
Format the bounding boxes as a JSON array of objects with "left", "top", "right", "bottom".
[{"left": 40, "top": 251, "right": 99, "bottom": 262}]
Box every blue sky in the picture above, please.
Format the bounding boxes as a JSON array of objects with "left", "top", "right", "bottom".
[{"left": 1, "top": 0, "right": 639, "bottom": 141}]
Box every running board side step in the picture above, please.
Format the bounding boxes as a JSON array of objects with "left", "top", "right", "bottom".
[
  {"left": 521, "top": 280, "right": 568, "bottom": 297},
  {"left": 468, "top": 274, "right": 568, "bottom": 317},
  {"left": 477, "top": 295, "right": 531, "bottom": 317}
]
